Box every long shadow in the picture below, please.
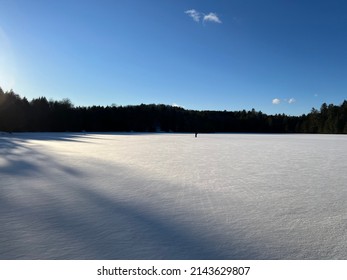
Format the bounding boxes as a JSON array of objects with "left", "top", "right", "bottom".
[
  {"left": 1, "top": 185, "right": 261, "bottom": 259},
  {"left": 8, "top": 132, "right": 93, "bottom": 143},
  {"left": 0, "top": 137, "right": 41, "bottom": 176},
  {"left": 1, "top": 183, "right": 236, "bottom": 259},
  {"left": 0, "top": 137, "right": 82, "bottom": 177},
  {"left": 1, "top": 134, "right": 262, "bottom": 260}
]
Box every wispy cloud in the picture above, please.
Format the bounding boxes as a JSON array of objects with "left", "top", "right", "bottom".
[
  {"left": 284, "top": 98, "right": 296, "bottom": 104},
  {"left": 203, "top": 13, "right": 222, "bottom": 24},
  {"left": 185, "top": 9, "right": 222, "bottom": 24},
  {"left": 172, "top": 103, "right": 184, "bottom": 108},
  {"left": 272, "top": 98, "right": 281, "bottom": 105},
  {"left": 185, "top": 9, "right": 201, "bottom": 22},
  {"left": 288, "top": 98, "right": 296, "bottom": 104}
]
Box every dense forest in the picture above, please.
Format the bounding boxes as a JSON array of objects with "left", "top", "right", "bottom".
[{"left": 0, "top": 87, "right": 346, "bottom": 133}]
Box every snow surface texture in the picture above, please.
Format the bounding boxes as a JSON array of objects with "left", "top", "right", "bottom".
[{"left": 1, "top": 133, "right": 346, "bottom": 260}]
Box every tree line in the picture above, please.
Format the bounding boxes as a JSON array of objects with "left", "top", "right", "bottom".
[{"left": 0, "top": 87, "right": 346, "bottom": 133}]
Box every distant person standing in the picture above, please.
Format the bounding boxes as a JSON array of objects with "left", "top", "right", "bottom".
[{"left": 195, "top": 132, "right": 198, "bottom": 138}]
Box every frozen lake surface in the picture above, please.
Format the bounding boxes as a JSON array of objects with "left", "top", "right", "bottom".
[{"left": 1, "top": 133, "right": 346, "bottom": 259}]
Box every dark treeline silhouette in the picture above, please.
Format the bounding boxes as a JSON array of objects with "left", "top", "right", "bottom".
[{"left": 1, "top": 87, "right": 346, "bottom": 133}]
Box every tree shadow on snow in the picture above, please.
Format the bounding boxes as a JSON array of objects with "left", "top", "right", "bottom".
[
  {"left": 0, "top": 137, "right": 82, "bottom": 177},
  {"left": 1, "top": 134, "right": 262, "bottom": 260}
]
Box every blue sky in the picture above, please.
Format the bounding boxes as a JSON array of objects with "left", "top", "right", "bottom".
[{"left": 0, "top": 0, "right": 346, "bottom": 115}]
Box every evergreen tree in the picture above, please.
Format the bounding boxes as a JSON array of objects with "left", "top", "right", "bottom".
[{"left": 0, "top": 86, "right": 346, "bottom": 134}]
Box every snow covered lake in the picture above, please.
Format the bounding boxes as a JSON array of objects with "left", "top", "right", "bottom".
[{"left": 1, "top": 133, "right": 346, "bottom": 259}]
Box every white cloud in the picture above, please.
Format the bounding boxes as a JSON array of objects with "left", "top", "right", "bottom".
[
  {"left": 272, "top": 98, "right": 281, "bottom": 105},
  {"left": 273, "top": 98, "right": 296, "bottom": 105},
  {"left": 203, "top": 12, "right": 222, "bottom": 24},
  {"left": 172, "top": 103, "right": 184, "bottom": 108},
  {"left": 284, "top": 98, "right": 296, "bottom": 104},
  {"left": 185, "top": 9, "right": 201, "bottom": 22},
  {"left": 185, "top": 10, "right": 222, "bottom": 24}
]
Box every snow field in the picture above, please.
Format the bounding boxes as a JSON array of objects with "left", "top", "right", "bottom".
[{"left": 1, "top": 133, "right": 346, "bottom": 259}]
